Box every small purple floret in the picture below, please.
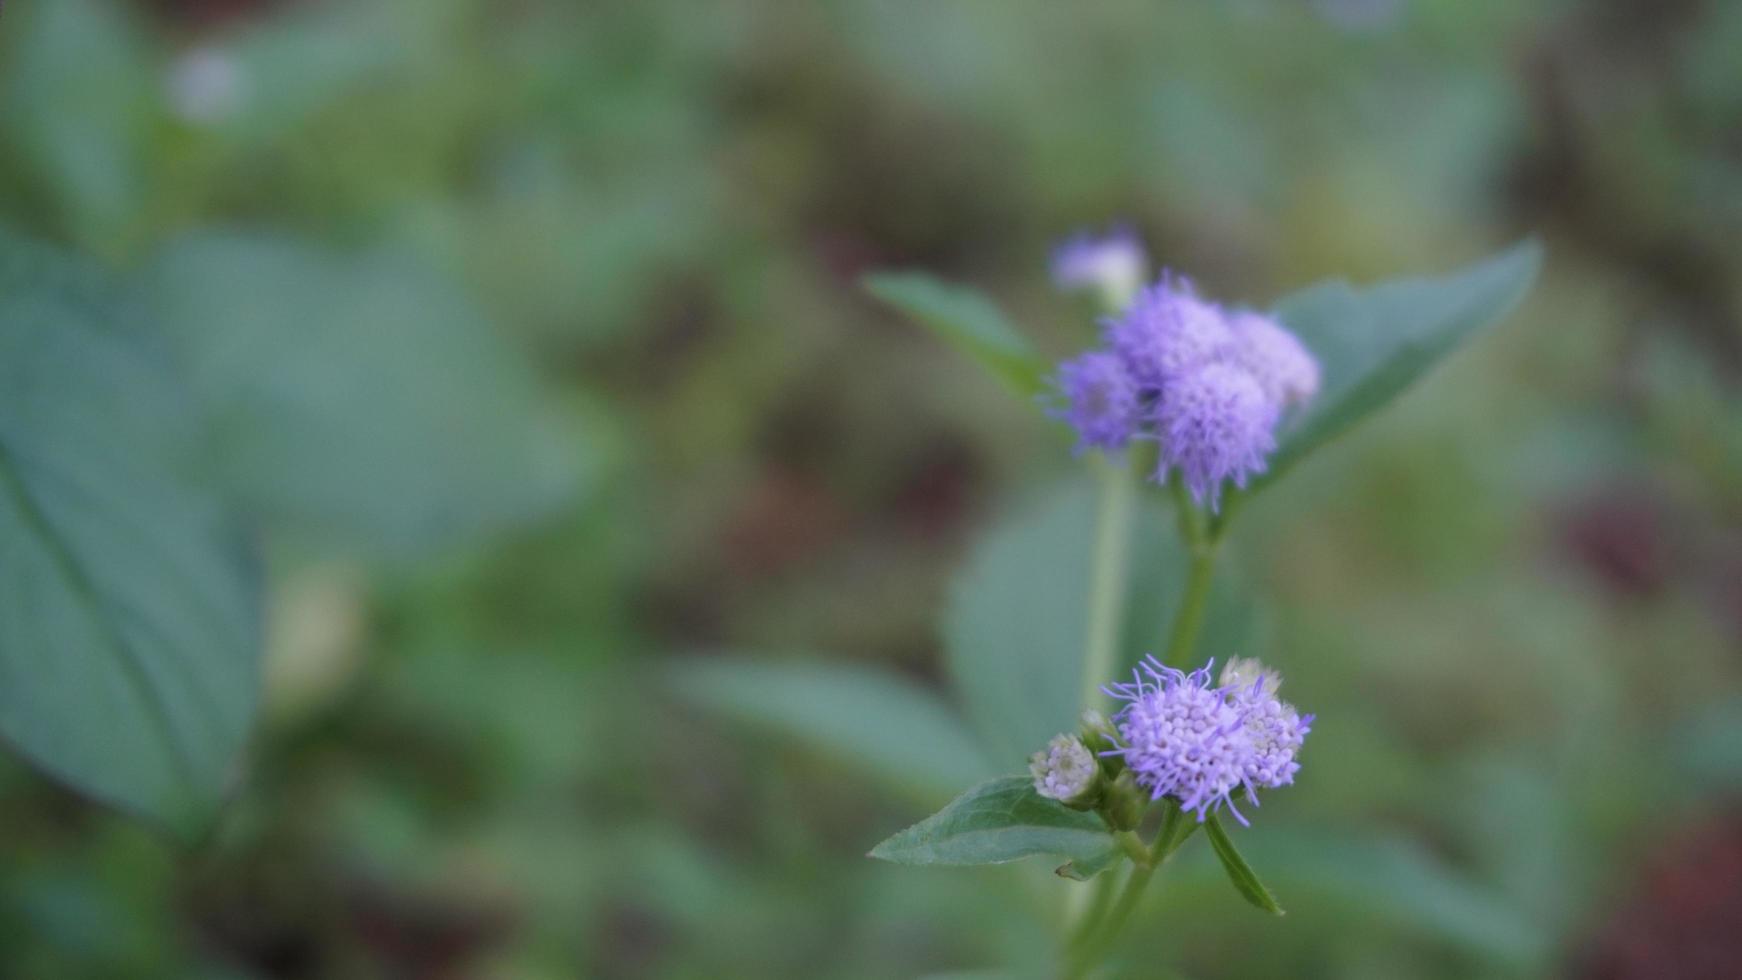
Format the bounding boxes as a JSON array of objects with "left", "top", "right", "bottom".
[
  {"left": 1051, "top": 350, "right": 1140, "bottom": 453},
  {"left": 1227, "top": 310, "right": 1321, "bottom": 410},
  {"left": 1103, "top": 274, "right": 1235, "bottom": 389},
  {"left": 1153, "top": 362, "right": 1277, "bottom": 510}
]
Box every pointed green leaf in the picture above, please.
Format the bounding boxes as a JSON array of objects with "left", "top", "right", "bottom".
[
  {"left": 1204, "top": 814, "right": 1284, "bottom": 915},
  {"left": 670, "top": 657, "right": 991, "bottom": 801},
  {"left": 1234, "top": 240, "right": 1542, "bottom": 503},
  {"left": 869, "top": 776, "right": 1112, "bottom": 867},
  {"left": 863, "top": 272, "right": 1047, "bottom": 397},
  {"left": 0, "top": 230, "right": 260, "bottom": 834}
]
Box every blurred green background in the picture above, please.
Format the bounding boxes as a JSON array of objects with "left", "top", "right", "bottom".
[{"left": 2, "top": 0, "right": 1740, "bottom": 977}]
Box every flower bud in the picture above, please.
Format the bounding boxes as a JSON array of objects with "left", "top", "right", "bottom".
[
  {"left": 1078, "top": 708, "right": 1123, "bottom": 777},
  {"left": 1029, "top": 734, "right": 1104, "bottom": 810},
  {"left": 1219, "top": 656, "right": 1283, "bottom": 697},
  {"left": 1052, "top": 227, "right": 1148, "bottom": 314},
  {"left": 1102, "top": 770, "right": 1146, "bottom": 832}
]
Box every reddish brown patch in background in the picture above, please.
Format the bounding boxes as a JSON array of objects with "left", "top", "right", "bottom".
[{"left": 1574, "top": 810, "right": 1742, "bottom": 980}]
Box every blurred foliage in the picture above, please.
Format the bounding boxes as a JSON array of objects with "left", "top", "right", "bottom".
[{"left": 0, "top": 0, "right": 1739, "bottom": 978}]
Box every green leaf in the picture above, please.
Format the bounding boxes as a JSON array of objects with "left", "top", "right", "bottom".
[
  {"left": 945, "top": 475, "right": 1250, "bottom": 766},
  {"left": 1055, "top": 845, "right": 1123, "bottom": 881},
  {"left": 863, "top": 273, "right": 1047, "bottom": 397},
  {"left": 869, "top": 776, "right": 1112, "bottom": 867},
  {"left": 0, "top": 0, "right": 153, "bottom": 248},
  {"left": 1204, "top": 814, "right": 1284, "bottom": 915},
  {"left": 0, "top": 231, "right": 259, "bottom": 834},
  {"left": 1236, "top": 240, "right": 1542, "bottom": 502},
  {"left": 140, "top": 232, "right": 586, "bottom": 558},
  {"left": 669, "top": 657, "right": 991, "bottom": 801}
]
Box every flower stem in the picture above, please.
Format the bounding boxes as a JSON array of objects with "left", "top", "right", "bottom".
[
  {"left": 1161, "top": 547, "right": 1216, "bottom": 666},
  {"left": 1080, "top": 455, "right": 1135, "bottom": 708},
  {"left": 1063, "top": 802, "right": 1194, "bottom": 978},
  {"left": 1160, "top": 481, "right": 1218, "bottom": 667},
  {"left": 1112, "top": 829, "right": 1149, "bottom": 866},
  {"left": 1081, "top": 863, "right": 1155, "bottom": 964},
  {"left": 1067, "top": 868, "right": 1120, "bottom": 951}
]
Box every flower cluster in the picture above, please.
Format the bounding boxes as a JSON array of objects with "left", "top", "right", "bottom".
[
  {"left": 1101, "top": 656, "right": 1312, "bottom": 825},
  {"left": 1048, "top": 237, "right": 1321, "bottom": 509}
]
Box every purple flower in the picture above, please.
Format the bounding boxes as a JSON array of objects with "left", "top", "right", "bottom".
[
  {"left": 1045, "top": 266, "right": 1320, "bottom": 498},
  {"left": 1103, "top": 275, "right": 1235, "bottom": 389},
  {"left": 1105, "top": 658, "right": 1251, "bottom": 821},
  {"left": 1221, "top": 658, "right": 1313, "bottom": 791},
  {"left": 1051, "top": 349, "right": 1140, "bottom": 453},
  {"left": 1227, "top": 310, "right": 1321, "bottom": 411},
  {"left": 1103, "top": 656, "right": 1312, "bottom": 824},
  {"left": 1153, "top": 362, "right": 1277, "bottom": 510},
  {"left": 1052, "top": 226, "right": 1148, "bottom": 311}
]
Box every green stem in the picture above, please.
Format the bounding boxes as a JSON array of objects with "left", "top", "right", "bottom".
[
  {"left": 1085, "top": 862, "right": 1155, "bottom": 958},
  {"left": 1160, "top": 481, "right": 1217, "bottom": 666},
  {"left": 1112, "top": 829, "right": 1149, "bottom": 866},
  {"left": 1064, "top": 803, "right": 1192, "bottom": 978},
  {"left": 1153, "top": 801, "right": 1186, "bottom": 860},
  {"left": 1080, "top": 456, "right": 1135, "bottom": 708},
  {"left": 1207, "top": 489, "right": 1245, "bottom": 545},
  {"left": 1066, "top": 869, "right": 1120, "bottom": 952},
  {"left": 1063, "top": 863, "right": 1154, "bottom": 980},
  {"left": 1169, "top": 479, "right": 1204, "bottom": 546},
  {"left": 1065, "top": 848, "right": 1159, "bottom": 976},
  {"left": 1161, "top": 546, "right": 1216, "bottom": 666}
]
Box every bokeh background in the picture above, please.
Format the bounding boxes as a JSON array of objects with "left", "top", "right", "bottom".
[{"left": 2, "top": 0, "right": 1740, "bottom": 977}]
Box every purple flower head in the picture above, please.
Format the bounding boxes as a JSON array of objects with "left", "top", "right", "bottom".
[
  {"left": 1029, "top": 733, "right": 1100, "bottom": 803},
  {"left": 1050, "top": 349, "right": 1140, "bottom": 453},
  {"left": 1052, "top": 226, "right": 1148, "bottom": 311},
  {"left": 1103, "top": 658, "right": 1252, "bottom": 822},
  {"left": 1153, "top": 362, "right": 1278, "bottom": 510},
  {"left": 1227, "top": 310, "right": 1321, "bottom": 411},
  {"left": 1103, "top": 274, "right": 1235, "bottom": 389},
  {"left": 1220, "top": 658, "right": 1313, "bottom": 792},
  {"left": 1103, "top": 656, "right": 1313, "bottom": 824}
]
